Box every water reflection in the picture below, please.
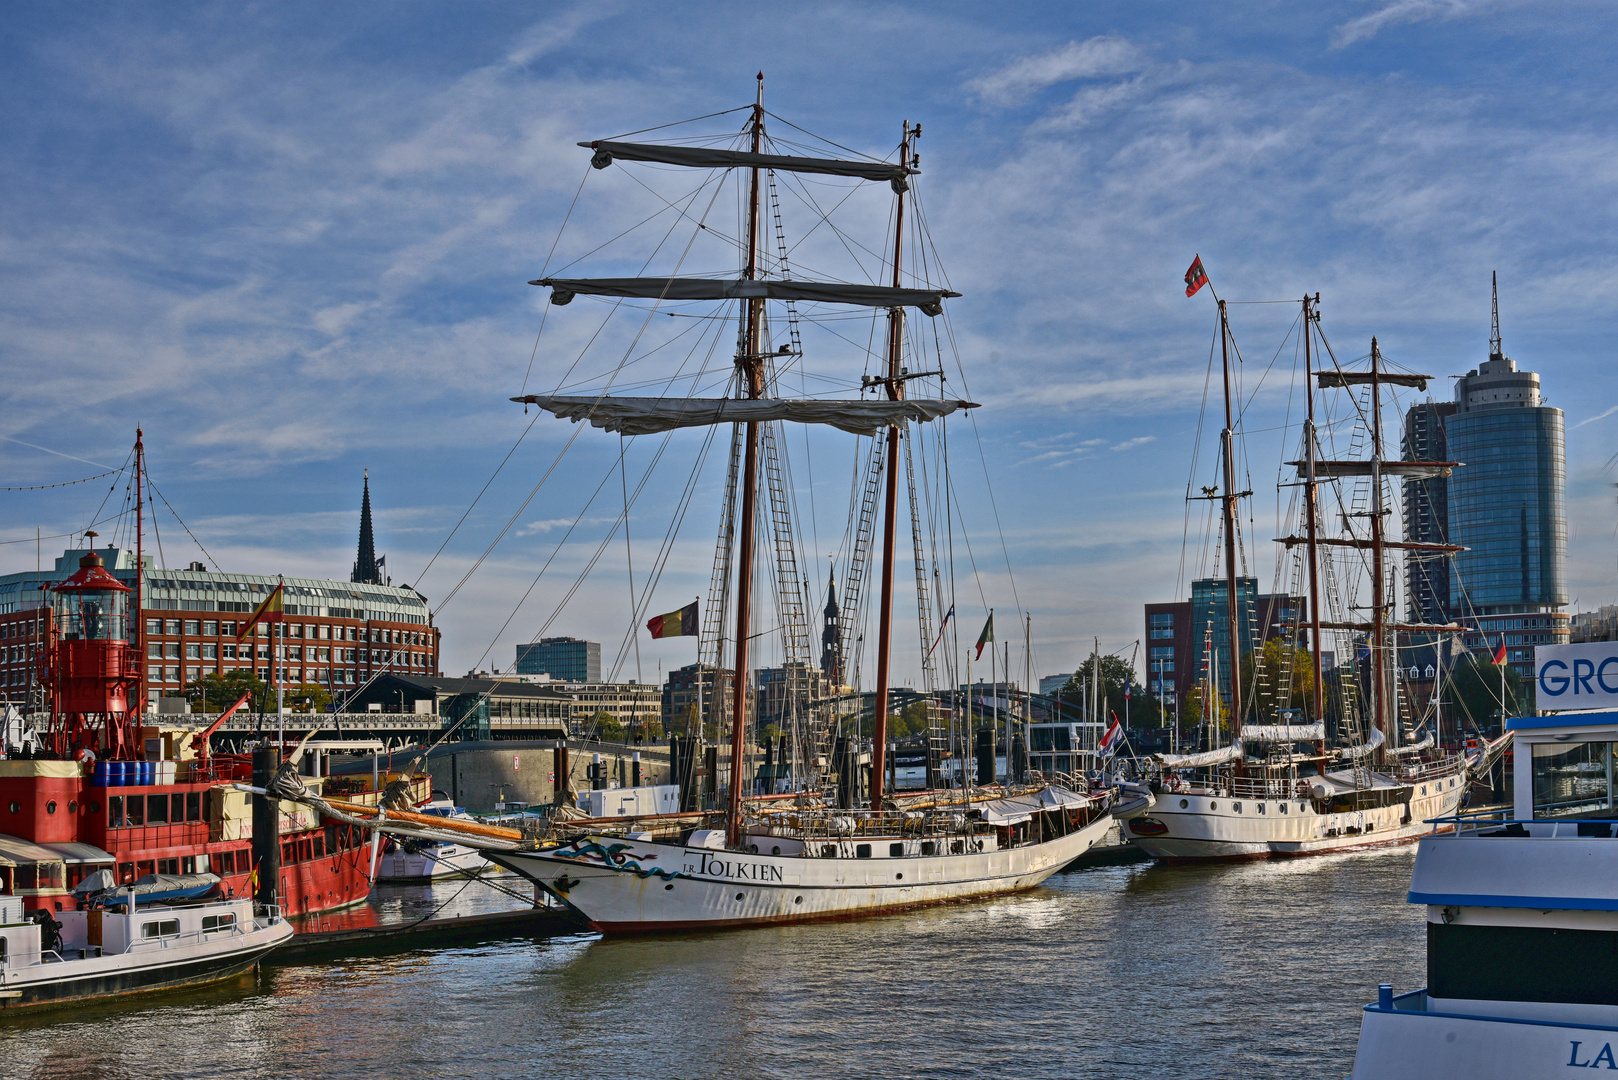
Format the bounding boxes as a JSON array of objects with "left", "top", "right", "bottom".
[{"left": 2, "top": 852, "right": 1426, "bottom": 1080}]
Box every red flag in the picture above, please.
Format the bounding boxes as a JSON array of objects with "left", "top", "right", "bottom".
[
  {"left": 1491, "top": 636, "right": 1508, "bottom": 665},
  {"left": 647, "top": 601, "right": 699, "bottom": 640},
  {"left": 1184, "top": 255, "right": 1209, "bottom": 298}
]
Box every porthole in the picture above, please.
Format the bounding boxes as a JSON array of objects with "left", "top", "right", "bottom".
[
  {"left": 7, "top": 802, "right": 16, "bottom": 814},
  {"left": 1257, "top": 803, "right": 1266, "bottom": 814},
  {"left": 45, "top": 801, "right": 57, "bottom": 815},
  {"left": 664, "top": 883, "right": 674, "bottom": 891},
  {"left": 1179, "top": 799, "right": 1189, "bottom": 809},
  {"left": 1280, "top": 803, "right": 1288, "bottom": 814},
  {"left": 896, "top": 873, "right": 903, "bottom": 880},
  {"left": 1233, "top": 803, "right": 1242, "bottom": 814},
  {"left": 748, "top": 844, "right": 758, "bottom": 853},
  {"left": 68, "top": 801, "right": 77, "bottom": 814},
  {"left": 1421, "top": 786, "right": 1427, "bottom": 795},
  {"left": 734, "top": 893, "right": 744, "bottom": 902},
  {"left": 794, "top": 896, "right": 803, "bottom": 905},
  {"left": 771, "top": 846, "right": 781, "bottom": 856},
  {"left": 1209, "top": 801, "right": 1217, "bottom": 811}
]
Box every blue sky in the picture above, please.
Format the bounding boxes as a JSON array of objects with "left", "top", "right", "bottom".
[{"left": 2, "top": 1, "right": 1614, "bottom": 686}]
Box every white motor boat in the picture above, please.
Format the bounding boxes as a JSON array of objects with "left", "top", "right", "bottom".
[
  {"left": 375, "top": 799, "right": 490, "bottom": 882},
  {"left": 0, "top": 893, "right": 290, "bottom": 1010},
  {"left": 1350, "top": 705, "right": 1618, "bottom": 1079}
]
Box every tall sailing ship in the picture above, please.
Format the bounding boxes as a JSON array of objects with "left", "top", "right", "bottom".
[
  {"left": 465, "top": 79, "right": 1119, "bottom": 932},
  {"left": 1119, "top": 292, "right": 1472, "bottom": 860}
]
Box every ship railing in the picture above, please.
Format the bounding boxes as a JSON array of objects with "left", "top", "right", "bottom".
[
  {"left": 1427, "top": 810, "right": 1618, "bottom": 838},
  {"left": 1396, "top": 754, "right": 1469, "bottom": 783},
  {"left": 746, "top": 806, "right": 992, "bottom": 842}
]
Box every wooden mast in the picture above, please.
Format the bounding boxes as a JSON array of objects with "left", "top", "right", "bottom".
[
  {"left": 1302, "top": 298, "right": 1326, "bottom": 773},
  {"left": 1368, "top": 336, "right": 1388, "bottom": 760},
  {"left": 726, "top": 74, "right": 767, "bottom": 847},
  {"left": 869, "top": 121, "right": 913, "bottom": 811},
  {"left": 1218, "top": 299, "right": 1244, "bottom": 743}
]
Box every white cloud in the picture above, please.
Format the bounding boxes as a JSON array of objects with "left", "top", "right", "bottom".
[
  {"left": 1331, "top": 0, "right": 1484, "bottom": 49},
  {"left": 968, "top": 36, "right": 1143, "bottom": 106}
]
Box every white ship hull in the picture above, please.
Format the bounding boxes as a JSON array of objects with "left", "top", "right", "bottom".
[
  {"left": 1123, "top": 771, "right": 1466, "bottom": 861},
  {"left": 376, "top": 842, "right": 489, "bottom": 882},
  {"left": 1353, "top": 992, "right": 1618, "bottom": 1079},
  {"left": 490, "top": 812, "right": 1114, "bottom": 934}
]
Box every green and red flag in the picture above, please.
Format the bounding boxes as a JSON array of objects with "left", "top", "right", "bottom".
[
  {"left": 1184, "top": 254, "right": 1209, "bottom": 298},
  {"left": 647, "top": 600, "right": 699, "bottom": 640},
  {"left": 975, "top": 612, "right": 994, "bottom": 660}
]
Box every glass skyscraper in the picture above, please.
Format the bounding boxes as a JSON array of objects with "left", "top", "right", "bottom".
[{"left": 1445, "top": 356, "right": 1567, "bottom": 616}]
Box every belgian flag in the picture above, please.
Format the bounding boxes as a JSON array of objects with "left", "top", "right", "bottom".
[{"left": 647, "top": 600, "right": 699, "bottom": 639}]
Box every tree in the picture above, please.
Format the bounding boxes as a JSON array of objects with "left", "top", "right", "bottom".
[
  {"left": 631, "top": 715, "right": 664, "bottom": 742},
  {"left": 590, "top": 710, "right": 625, "bottom": 742},
  {"left": 1238, "top": 639, "right": 1317, "bottom": 721},
  {"left": 1445, "top": 656, "right": 1527, "bottom": 735},
  {"left": 1058, "top": 655, "right": 1159, "bottom": 726},
  {"left": 185, "top": 670, "right": 269, "bottom": 714},
  {"left": 286, "top": 683, "right": 331, "bottom": 714}
]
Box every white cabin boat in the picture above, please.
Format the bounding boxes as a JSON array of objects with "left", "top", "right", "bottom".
[
  {"left": 0, "top": 894, "right": 290, "bottom": 1010},
  {"left": 375, "top": 799, "right": 489, "bottom": 882},
  {"left": 1350, "top": 707, "right": 1618, "bottom": 1079}
]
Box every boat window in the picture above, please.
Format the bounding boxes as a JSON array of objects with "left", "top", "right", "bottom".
[
  {"left": 889, "top": 843, "right": 904, "bottom": 857},
  {"left": 1209, "top": 802, "right": 1217, "bottom": 811},
  {"left": 171, "top": 794, "right": 186, "bottom": 822},
  {"left": 856, "top": 844, "right": 871, "bottom": 859},
  {"left": 109, "top": 796, "right": 125, "bottom": 827},
  {"left": 1179, "top": 799, "right": 1189, "bottom": 809},
  {"left": 127, "top": 797, "right": 144, "bottom": 826},
  {"left": 1532, "top": 741, "right": 1616, "bottom": 820},
  {"left": 146, "top": 795, "right": 168, "bottom": 824},
  {"left": 1233, "top": 803, "right": 1242, "bottom": 814},
  {"left": 1279, "top": 803, "right": 1287, "bottom": 814},
  {"left": 141, "top": 919, "right": 181, "bottom": 940},
  {"left": 822, "top": 845, "right": 835, "bottom": 857},
  {"left": 201, "top": 913, "right": 235, "bottom": 933},
  {"left": 186, "top": 792, "right": 202, "bottom": 821},
  {"left": 920, "top": 841, "right": 936, "bottom": 856},
  {"left": 1257, "top": 803, "right": 1265, "bottom": 814}
]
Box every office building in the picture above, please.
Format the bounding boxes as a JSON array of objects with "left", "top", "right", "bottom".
[
  {"left": 514, "top": 636, "right": 601, "bottom": 683},
  {"left": 1444, "top": 277, "right": 1570, "bottom": 675},
  {"left": 1144, "top": 582, "right": 1305, "bottom": 711}
]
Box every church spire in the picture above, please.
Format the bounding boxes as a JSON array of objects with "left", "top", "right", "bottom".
[
  {"left": 351, "top": 469, "right": 382, "bottom": 585},
  {"left": 819, "top": 566, "right": 841, "bottom": 684}
]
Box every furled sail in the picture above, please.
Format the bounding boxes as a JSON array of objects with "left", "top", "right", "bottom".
[
  {"left": 1388, "top": 731, "right": 1434, "bottom": 756},
  {"left": 1336, "top": 728, "right": 1386, "bottom": 760},
  {"left": 1154, "top": 743, "right": 1244, "bottom": 769},
  {"left": 530, "top": 276, "right": 959, "bottom": 315},
  {"left": 510, "top": 396, "right": 978, "bottom": 437},
  {"left": 580, "top": 140, "right": 915, "bottom": 189},
  {"left": 1239, "top": 723, "right": 1326, "bottom": 743}
]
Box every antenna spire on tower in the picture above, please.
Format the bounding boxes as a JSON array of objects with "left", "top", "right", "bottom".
[{"left": 1490, "top": 270, "right": 1504, "bottom": 361}]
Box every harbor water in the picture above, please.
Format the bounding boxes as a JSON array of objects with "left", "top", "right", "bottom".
[{"left": 1, "top": 851, "right": 1427, "bottom": 1079}]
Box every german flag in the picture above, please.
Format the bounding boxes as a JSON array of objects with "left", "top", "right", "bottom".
[
  {"left": 237, "top": 581, "right": 285, "bottom": 640},
  {"left": 646, "top": 601, "right": 699, "bottom": 639}
]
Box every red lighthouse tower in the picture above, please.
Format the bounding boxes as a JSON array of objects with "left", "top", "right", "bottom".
[{"left": 39, "top": 544, "right": 142, "bottom": 761}]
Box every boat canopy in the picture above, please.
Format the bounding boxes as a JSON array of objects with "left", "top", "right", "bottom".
[
  {"left": 1154, "top": 743, "right": 1244, "bottom": 769},
  {"left": 975, "top": 786, "right": 1091, "bottom": 826},
  {"left": 38, "top": 842, "right": 116, "bottom": 865},
  {"left": 580, "top": 140, "right": 916, "bottom": 186},
  {"left": 1337, "top": 728, "right": 1386, "bottom": 760},
  {"left": 0, "top": 834, "right": 68, "bottom": 866},
  {"left": 510, "top": 396, "right": 977, "bottom": 437},
  {"left": 530, "top": 276, "right": 959, "bottom": 314},
  {"left": 1240, "top": 723, "right": 1325, "bottom": 743}
]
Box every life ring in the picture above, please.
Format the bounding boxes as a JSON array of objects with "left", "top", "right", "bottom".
[{"left": 1166, "top": 775, "right": 1183, "bottom": 792}]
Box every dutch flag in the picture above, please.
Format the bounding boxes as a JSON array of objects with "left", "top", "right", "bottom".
[{"left": 1100, "top": 714, "right": 1125, "bottom": 760}]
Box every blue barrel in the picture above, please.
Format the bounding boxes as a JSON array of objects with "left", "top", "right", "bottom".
[
  {"left": 139, "top": 761, "right": 153, "bottom": 786},
  {"left": 92, "top": 762, "right": 112, "bottom": 787},
  {"left": 111, "top": 761, "right": 128, "bottom": 786}
]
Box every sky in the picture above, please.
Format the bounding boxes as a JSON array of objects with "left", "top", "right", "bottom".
[{"left": 1, "top": 1, "right": 1615, "bottom": 690}]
